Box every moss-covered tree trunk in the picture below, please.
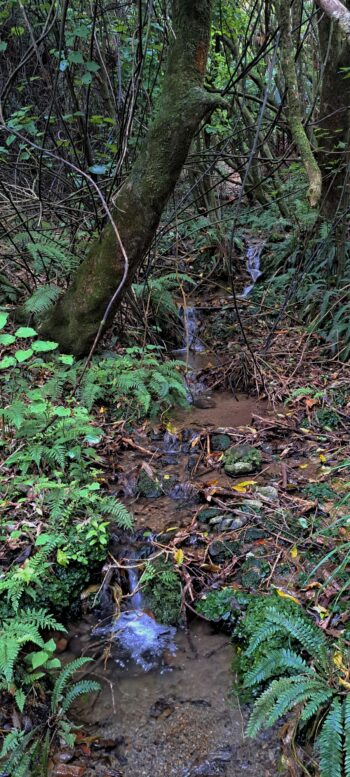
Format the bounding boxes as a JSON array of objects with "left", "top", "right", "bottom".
[
  {"left": 317, "top": 4, "right": 350, "bottom": 218},
  {"left": 41, "top": 0, "right": 219, "bottom": 356},
  {"left": 278, "top": 0, "right": 322, "bottom": 208},
  {"left": 316, "top": 2, "right": 350, "bottom": 275}
]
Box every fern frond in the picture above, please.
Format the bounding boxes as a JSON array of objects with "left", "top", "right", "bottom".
[
  {"left": 60, "top": 679, "right": 100, "bottom": 714},
  {"left": 51, "top": 657, "right": 93, "bottom": 713},
  {"left": 300, "top": 689, "right": 335, "bottom": 723},
  {"left": 244, "top": 648, "right": 314, "bottom": 688},
  {"left": 344, "top": 695, "right": 350, "bottom": 777},
  {"left": 246, "top": 607, "right": 328, "bottom": 667},
  {"left": 317, "top": 698, "right": 343, "bottom": 777}
]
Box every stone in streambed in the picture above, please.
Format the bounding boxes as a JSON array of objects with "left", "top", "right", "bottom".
[
  {"left": 254, "top": 485, "right": 279, "bottom": 502},
  {"left": 197, "top": 507, "right": 221, "bottom": 523},
  {"left": 211, "top": 433, "right": 231, "bottom": 451},
  {"left": 223, "top": 444, "right": 261, "bottom": 476},
  {"left": 137, "top": 470, "right": 162, "bottom": 498}
]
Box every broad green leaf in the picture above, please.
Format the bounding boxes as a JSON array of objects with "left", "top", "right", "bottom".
[
  {"left": 59, "top": 354, "right": 74, "bottom": 365},
  {"left": 44, "top": 638, "right": 56, "bottom": 652},
  {"left": 15, "top": 349, "right": 33, "bottom": 362},
  {"left": 32, "top": 340, "right": 58, "bottom": 352},
  {"left": 15, "top": 326, "right": 37, "bottom": 338},
  {"left": 35, "top": 533, "right": 55, "bottom": 546},
  {"left": 68, "top": 50, "right": 84, "bottom": 64},
  {"left": 0, "top": 356, "right": 16, "bottom": 369},
  {"left": 81, "top": 72, "right": 93, "bottom": 85},
  {"left": 31, "top": 650, "right": 49, "bottom": 669},
  {"left": 0, "top": 334, "right": 15, "bottom": 345},
  {"left": 85, "top": 60, "right": 100, "bottom": 72},
  {"left": 0, "top": 312, "right": 9, "bottom": 330}
]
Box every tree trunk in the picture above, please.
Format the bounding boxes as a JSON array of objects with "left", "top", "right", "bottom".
[
  {"left": 41, "top": 0, "right": 220, "bottom": 356},
  {"left": 316, "top": 1, "right": 350, "bottom": 275},
  {"left": 277, "top": 0, "right": 322, "bottom": 208},
  {"left": 317, "top": 3, "right": 350, "bottom": 219}
]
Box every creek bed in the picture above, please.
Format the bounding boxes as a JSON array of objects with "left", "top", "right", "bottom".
[{"left": 69, "top": 619, "right": 281, "bottom": 777}]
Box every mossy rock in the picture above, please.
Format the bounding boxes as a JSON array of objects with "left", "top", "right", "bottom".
[
  {"left": 137, "top": 470, "right": 163, "bottom": 498},
  {"left": 223, "top": 444, "right": 261, "bottom": 476},
  {"left": 197, "top": 507, "right": 222, "bottom": 523},
  {"left": 211, "top": 433, "right": 231, "bottom": 452},
  {"left": 239, "top": 555, "right": 269, "bottom": 588}
]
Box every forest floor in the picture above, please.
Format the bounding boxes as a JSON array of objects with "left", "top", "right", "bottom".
[{"left": 44, "top": 284, "right": 350, "bottom": 777}]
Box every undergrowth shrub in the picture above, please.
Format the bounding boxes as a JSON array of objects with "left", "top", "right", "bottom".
[{"left": 239, "top": 598, "right": 350, "bottom": 777}]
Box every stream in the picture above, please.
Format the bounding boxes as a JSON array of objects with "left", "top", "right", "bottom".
[{"left": 53, "top": 301, "right": 283, "bottom": 777}]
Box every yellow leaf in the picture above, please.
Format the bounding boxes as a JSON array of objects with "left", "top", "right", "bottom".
[
  {"left": 174, "top": 549, "right": 184, "bottom": 565},
  {"left": 99, "top": 406, "right": 106, "bottom": 414},
  {"left": 275, "top": 589, "right": 300, "bottom": 605},
  {"left": 299, "top": 463, "right": 309, "bottom": 470},
  {"left": 232, "top": 480, "right": 257, "bottom": 493},
  {"left": 333, "top": 652, "right": 348, "bottom": 674},
  {"left": 319, "top": 454, "right": 327, "bottom": 463},
  {"left": 290, "top": 546, "right": 299, "bottom": 559},
  {"left": 339, "top": 678, "right": 350, "bottom": 690},
  {"left": 166, "top": 421, "right": 178, "bottom": 434}
]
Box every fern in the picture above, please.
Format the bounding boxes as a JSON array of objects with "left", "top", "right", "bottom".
[
  {"left": 242, "top": 603, "right": 350, "bottom": 777},
  {"left": 317, "top": 699, "right": 343, "bottom": 777},
  {"left": 51, "top": 656, "right": 94, "bottom": 713},
  {"left": 245, "top": 606, "right": 328, "bottom": 669},
  {"left": 23, "top": 284, "right": 61, "bottom": 317},
  {"left": 132, "top": 273, "right": 194, "bottom": 320}
]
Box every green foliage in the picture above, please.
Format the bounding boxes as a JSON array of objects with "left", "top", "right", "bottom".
[
  {"left": 196, "top": 587, "right": 249, "bottom": 624},
  {"left": 140, "top": 559, "right": 182, "bottom": 624},
  {"left": 132, "top": 273, "right": 195, "bottom": 322},
  {"left": 0, "top": 657, "right": 99, "bottom": 777},
  {"left": 77, "top": 346, "right": 188, "bottom": 418},
  {"left": 240, "top": 600, "right": 350, "bottom": 777}
]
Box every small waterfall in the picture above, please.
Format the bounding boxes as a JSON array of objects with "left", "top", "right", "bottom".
[
  {"left": 241, "top": 242, "right": 264, "bottom": 298},
  {"left": 182, "top": 305, "right": 204, "bottom": 352},
  {"left": 127, "top": 564, "right": 143, "bottom": 610},
  {"left": 93, "top": 555, "right": 177, "bottom": 671}
]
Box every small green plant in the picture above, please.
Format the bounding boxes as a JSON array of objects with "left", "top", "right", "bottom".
[
  {"left": 78, "top": 346, "right": 188, "bottom": 418},
  {"left": 140, "top": 559, "right": 183, "bottom": 624},
  {"left": 241, "top": 603, "right": 350, "bottom": 777},
  {"left": 196, "top": 587, "right": 249, "bottom": 624},
  {"left": 0, "top": 657, "right": 99, "bottom": 777}
]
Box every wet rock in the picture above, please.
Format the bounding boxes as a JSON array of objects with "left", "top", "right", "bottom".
[
  {"left": 208, "top": 540, "right": 238, "bottom": 561},
  {"left": 254, "top": 485, "right": 279, "bottom": 502},
  {"left": 209, "top": 516, "right": 223, "bottom": 527},
  {"left": 149, "top": 697, "right": 175, "bottom": 719},
  {"left": 50, "top": 765, "right": 86, "bottom": 777},
  {"left": 53, "top": 752, "right": 74, "bottom": 764},
  {"left": 242, "top": 499, "right": 263, "bottom": 511},
  {"left": 239, "top": 555, "right": 269, "bottom": 588},
  {"left": 244, "top": 527, "right": 268, "bottom": 541},
  {"left": 211, "top": 434, "right": 231, "bottom": 452},
  {"left": 137, "top": 470, "right": 162, "bottom": 499},
  {"left": 183, "top": 746, "right": 232, "bottom": 776},
  {"left": 198, "top": 508, "right": 221, "bottom": 524},
  {"left": 193, "top": 396, "right": 216, "bottom": 409},
  {"left": 223, "top": 445, "right": 261, "bottom": 476}
]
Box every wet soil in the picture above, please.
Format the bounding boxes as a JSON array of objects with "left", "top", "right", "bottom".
[{"left": 70, "top": 621, "right": 281, "bottom": 777}]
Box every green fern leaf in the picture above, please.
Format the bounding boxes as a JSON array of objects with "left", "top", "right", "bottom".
[{"left": 317, "top": 698, "right": 343, "bottom": 777}]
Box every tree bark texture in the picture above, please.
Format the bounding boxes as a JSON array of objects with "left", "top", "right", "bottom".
[
  {"left": 278, "top": 0, "right": 322, "bottom": 208},
  {"left": 317, "top": 3, "right": 350, "bottom": 221},
  {"left": 41, "top": 0, "right": 218, "bottom": 356}
]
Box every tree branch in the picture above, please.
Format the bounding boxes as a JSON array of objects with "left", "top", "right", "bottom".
[{"left": 315, "top": 0, "right": 350, "bottom": 39}]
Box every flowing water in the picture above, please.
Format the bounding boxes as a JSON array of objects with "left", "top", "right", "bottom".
[{"left": 65, "top": 302, "right": 283, "bottom": 777}]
